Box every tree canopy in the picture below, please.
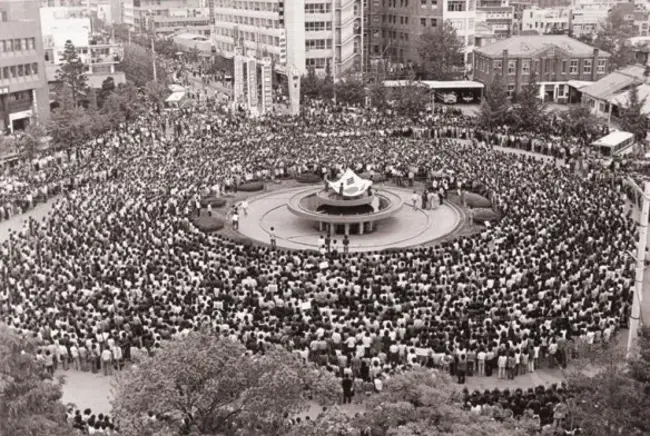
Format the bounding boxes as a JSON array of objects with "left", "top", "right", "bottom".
[
  {"left": 619, "top": 85, "right": 648, "bottom": 143},
  {"left": 55, "top": 40, "right": 88, "bottom": 106},
  {"left": 593, "top": 7, "right": 637, "bottom": 70},
  {"left": 513, "top": 72, "right": 548, "bottom": 132},
  {"left": 418, "top": 21, "right": 465, "bottom": 80},
  {"left": 478, "top": 74, "right": 513, "bottom": 128},
  {"left": 111, "top": 333, "right": 340, "bottom": 436},
  {"left": 0, "top": 327, "right": 71, "bottom": 436},
  {"left": 119, "top": 43, "right": 167, "bottom": 87}
]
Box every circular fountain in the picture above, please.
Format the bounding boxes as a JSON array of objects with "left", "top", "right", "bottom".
[{"left": 286, "top": 169, "right": 404, "bottom": 236}]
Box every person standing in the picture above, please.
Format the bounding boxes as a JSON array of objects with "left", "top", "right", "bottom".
[
  {"left": 231, "top": 210, "right": 239, "bottom": 230},
  {"left": 342, "top": 374, "right": 354, "bottom": 404},
  {"left": 269, "top": 227, "right": 277, "bottom": 248},
  {"left": 411, "top": 191, "right": 419, "bottom": 210},
  {"left": 101, "top": 348, "right": 113, "bottom": 376},
  {"left": 342, "top": 235, "right": 350, "bottom": 253}
]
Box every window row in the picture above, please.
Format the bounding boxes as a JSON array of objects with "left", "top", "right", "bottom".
[
  {"left": 305, "top": 21, "right": 333, "bottom": 31},
  {"left": 306, "top": 57, "right": 328, "bottom": 68},
  {"left": 0, "top": 63, "right": 39, "bottom": 81},
  {"left": 306, "top": 39, "right": 333, "bottom": 51},
  {"left": 216, "top": 14, "right": 280, "bottom": 28},
  {"left": 477, "top": 57, "right": 607, "bottom": 75},
  {"left": 305, "top": 3, "right": 331, "bottom": 14},
  {"left": 0, "top": 38, "right": 37, "bottom": 53},
  {"left": 420, "top": 17, "right": 438, "bottom": 26},
  {"left": 382, "top": 15, "right": 411, "bottom": 24}
]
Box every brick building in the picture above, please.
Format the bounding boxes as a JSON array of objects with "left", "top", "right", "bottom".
[{"left": 473, "top": 34, "right": 610, "bottom": 102}]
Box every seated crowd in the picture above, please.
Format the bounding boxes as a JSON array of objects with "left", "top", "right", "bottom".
[{"left": 0, "top": 98, "right": 634, "bottom": 435}]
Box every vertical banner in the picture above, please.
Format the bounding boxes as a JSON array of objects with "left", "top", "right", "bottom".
[
  {"left": 234, "top": 55, "right": 245, "bottom": 104},
  {"left": 287, "top": 65, "right": 301, "bottom": 116},
  {"left": 247, "top": 58, "right": 258, "bottom": 109},
  {"left": 261, "top": 58, "right": 273, "bottom": 114}
]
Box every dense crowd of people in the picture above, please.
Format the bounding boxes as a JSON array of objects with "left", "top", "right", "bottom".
[{"left": 0, "top": 93, "right": 636, "bottom": 435}]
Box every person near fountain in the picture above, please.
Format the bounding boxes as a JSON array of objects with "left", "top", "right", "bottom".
[
  {"left": 411, "top": 191, "right": 419, "bottom": 209},
  {"left": 269, "top": 227, "right": 277, "bottom": 248}
]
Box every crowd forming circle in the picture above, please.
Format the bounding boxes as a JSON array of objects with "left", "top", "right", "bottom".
[{"left": 0, "top": 104, "right": 635, "bottom": 393}]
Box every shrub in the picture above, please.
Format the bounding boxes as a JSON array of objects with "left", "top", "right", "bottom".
[
  {"left": 238, "top": 181, "right": 265, "bottom": 192},
  {"left": 359, "top": 172, "right": 385, "bottom": 183},
  {"left": 472, "top": 208, "right": 501, "bottom": 223},
  {"left": 200, "top": 197, "right": 227, "bottom": 208},
  {"left": 465, "top": 192, "right": 492, "bottom": 209},
  {"left": 192, "top": 216, "right": 225, "bottom": 232},
  {"left": 296, "top": 173, "right": 322, "bottom": 183}
]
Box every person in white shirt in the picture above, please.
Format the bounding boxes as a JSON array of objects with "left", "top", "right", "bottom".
[{"left": 101, "top": 348, "right": 113, "bottom": 376}]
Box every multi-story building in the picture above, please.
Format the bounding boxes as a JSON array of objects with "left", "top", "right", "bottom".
[
  {"left": 212, "top": 0, "right": 362, "bottom": 77},
  {"left": 473, "top": 35, "right": 610, "bottom": 102},
  {"left": 521, "top": 7, "right": 572, "bottom": 34},
  {"left": 40, "top": 7, "right": 126, "bottom": 88},
  {"left": 571, "top": 8, "right": 608, "bottom": 36},
  {"left": 123, "top": 0, "right": 211, "bottom": 37},
  {"left": 443, "top": 0, "right": 476, "bottom": 64},
  {"left": 476, "top": 0, "right": 514, "bottom": 39},
  {"left": 0, "top": 0, "right": 50, "bottom": 132}
]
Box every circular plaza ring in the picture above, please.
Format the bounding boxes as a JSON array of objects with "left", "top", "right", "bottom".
[{"left": 235, "top": 186, "right": 463, "bottom": 252}]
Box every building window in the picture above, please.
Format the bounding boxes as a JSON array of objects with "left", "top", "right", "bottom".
[
  {"left": 508, "top": 60, "right": 516, "bottom": 75},
  {"left": 569, "top": 59, "right": 578, "bottom": 74},
  {"left": 421, "top": 18, "right": 426, "bottom": 26},
  {"left": 494, "top": 60, "right": 502, "bottom": 72},
  {"left": 583, "top": 59, "right": 592, "bottom": 75},
  {"left": 431, "top": 18, "right": 437, "bottom": 27},
  {"left": 448, "top": 1, "right": 466, "bottom": 12},
  {"left": 0, "top": 11, "right": 6, "bottom": 22},
  {"left": 32, "top": 63, "right": 38, "bottom": 75},
  {"left": 507, "top": 84, "right": 515, "bottom": 97},
  {"left": 562, "top": 60, "right": 567, "bottom": 74},
  {"left": 597, "top": 59, "right": 606, "bottom": 74},
  {"left": 421, "top": 0, "right": 426, "bottom": 6},
  {"left": 522, "top": 60, "right": 530, "bottom": 75}
]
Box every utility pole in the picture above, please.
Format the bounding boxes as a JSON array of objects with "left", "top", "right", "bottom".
[
  {"left": 626, "top": 177, "right": 650, "bottom": 357},
  {"left": 151, "top": 36, "right": 157, "bottom": 82}
]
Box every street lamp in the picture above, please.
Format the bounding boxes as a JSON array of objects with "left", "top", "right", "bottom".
[{"left": 625, "top": 176, "right": 650, "bottom": 357}]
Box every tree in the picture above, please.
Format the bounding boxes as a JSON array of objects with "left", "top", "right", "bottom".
[
  {"left": 111, "top": 333, "right": 339, "bottom": 436},
  {"left": 559, "top": 104, "right": 602, "bottom": 141},
  {"left": 299, "top": 369, "right": 537, "bottom": 436},
  {"left": 593, "top": 7, "right": 637, "bottom": 70},
  {"left": 301, "top": 67, "right": 321, "bottom": 101},
  {"left": 55, "top": 40, "right": 88, "bottom": 106},
  {"left": 119, "top": 43, "right": 166, "bottom": 87},
  {"left": 115, "top": 82, "right": 144, "bottom": 121},
  {"left": 335, "top": 78, "right": 366, "bottom": 107},
  {"left": 101, "top": 93, "right": 125, "bottom": 127},
  {"left": 566, "top": 330, "right": 650, "bottom": 436},
  {"left": 514, "top": 72, "right": 548, "bottom": 132},
  {"left": 368, "top": 81, "right": 390, "bottom": 110},
  {"left": 0, "top": 327, "right": 72, "bottom": 436},
  {"left": 99, "top": 76, "right": 116, "bottom": 108},
  {"left": 144, "top": 80, "right": 169, "bottom": 109},
  {"left": 48, "top": 85, "right": 92, "bottom": 148},
  {"left": 619, "top": 85, "right": 648, "bottom": 143},
  {"left": 15, "top": 122, "right": 47, "bottom": 161},
  {"left": 418, "top": 22, "right": 465, "bottom": 80},
  {"left": 478, "top": 74, "right": 512, "bottom": 128}
]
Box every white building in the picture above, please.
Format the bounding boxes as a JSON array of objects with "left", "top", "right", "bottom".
[
  {"left": 212, "top": 0, "right": 362, "bottom": 77},
  {"left": 571, "top": 8, "right": 608, "bottom": 36},
  {"left": 521, "top": 7, "right": 572, "bottom": 34},
  {"left": 40, "top": 7, "right": 126, "bottom": 88},
  {"left": 443, "top": 0, "right": 476, "bottom": 63},
  {"left": 123, "top": 0, "right": 211, "bottom": 37}
]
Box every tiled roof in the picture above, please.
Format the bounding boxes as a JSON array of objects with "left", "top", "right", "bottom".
[
  {"left": 581, "top": 65, "right": 647, "bottom": 101},
  {"left": 475, "top": 35, "right": 609, "bottom": 58}
]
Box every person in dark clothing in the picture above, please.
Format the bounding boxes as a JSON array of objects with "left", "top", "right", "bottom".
[{"left": 342, "top": 375, "right": 354, "bottom": 404}]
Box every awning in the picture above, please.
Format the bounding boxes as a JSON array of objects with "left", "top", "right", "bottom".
[
  {"left": 422, "top": 80, "right": 484, "bottom": 90},
  {"left": 567, "top": 80, "right": 593, "bottom": 90}
]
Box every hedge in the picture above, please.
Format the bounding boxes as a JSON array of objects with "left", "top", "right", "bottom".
[
  {"left": 359, "top": 172, "right": 385, "bottom": 183},
  {"left": 472, "top": 208, "right": 501, "bottom": 223},
  {"left": 296, "top": 173, "right": 322, "bottom": 183},
  {"left": 465, "top": 192, "right": 492, "bottom": 209},
  {"left": 192, "top": 216, "right": 225, "bottom": 232},
  {"left": 239, "top": 181, "right": 265, "bottom": 192},
  {"left": 200, "top": 197, "right": 227, "bottom": 208}
]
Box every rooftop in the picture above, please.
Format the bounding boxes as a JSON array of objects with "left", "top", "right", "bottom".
[
  {"left": 581, "top": 65, "right": 647, "bottom": 101},
  {"left": 475, "top": 35, "right": 609, "bottom": 58}
]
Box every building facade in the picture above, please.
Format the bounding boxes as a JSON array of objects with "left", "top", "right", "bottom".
[
  {"left": 521, "top": 7, "right": 572, "bottom": 34},
  {"left": 40, "top": 7, "right": 126, "bottom": 88},
  {"left": 476, "top": 0, "right": 514, "bottom": 39},
  {"left": 123, "top": 0, "right": 211, "bottom": 37},
  {"left": 212, "top": 0, "right": 362, "bottom": 77},
  {"left": 0, "top": 0, "right": 50, "bottom": 133},
  {"left": 473, "top": 35, "right": 610, "bottom": 102}
]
